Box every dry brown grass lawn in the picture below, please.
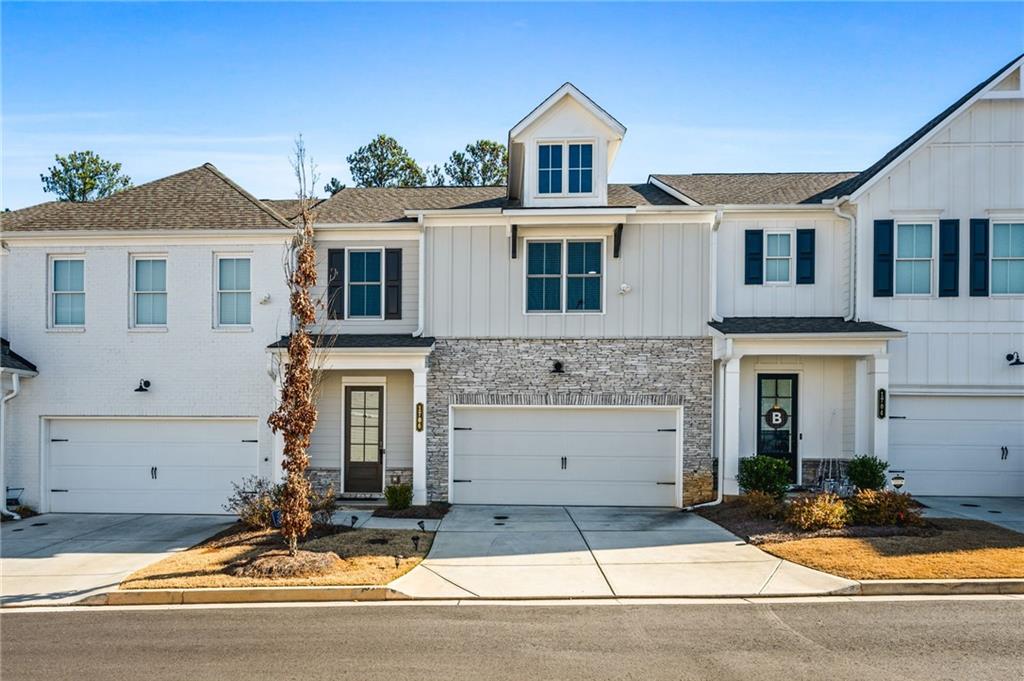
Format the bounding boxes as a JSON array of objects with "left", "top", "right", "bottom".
[
  {"left": 122, "top": 524, "right": 433, "bottom": 589},
  {"left": 762, "top": 518, "right": 1024, "bottom": 580}
]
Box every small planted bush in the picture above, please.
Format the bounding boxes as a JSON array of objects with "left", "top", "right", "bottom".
[
  {"left": 786, "top": 493, "right": 849, "bottom": 530},
  {"left": 737, "top": 456, "right": 791, "bottom": 499},
  {"left": 223, "top": 475, "right": 282, "bottom": 529},
  {"left": 847, "top": 455, "right": 889, "bottom": 491},
  {"left": 740, "top": 490, "right": 784, "bottom": 520},
  {"left": 384, "top": 483, "right": 413, "bottom": 511},
  {"left": 309, "top": 484, "right": 338, "bottom": 529},
  {"left": 846, "top": 489, "right": 923, "bottom": 526}
]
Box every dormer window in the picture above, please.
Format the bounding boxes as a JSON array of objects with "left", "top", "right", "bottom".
[{"left": 537, "top": 141, "right": 593, "bottom": 195}]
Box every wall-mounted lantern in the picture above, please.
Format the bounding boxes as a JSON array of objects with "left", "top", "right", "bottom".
[
  {"left": 1006, "top": 352, "right": 1023, "bottom": 367},
  {"left": 134, "top": 379, "right": 151, "bottom": 393}
]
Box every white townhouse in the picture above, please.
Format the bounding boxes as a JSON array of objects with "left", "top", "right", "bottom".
[{"left": 1, "top": 55, "right": 1021, "bottom": 516}]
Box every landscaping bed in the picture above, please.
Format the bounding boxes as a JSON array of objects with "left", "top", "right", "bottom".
[
  {"left": 698, "top": 500, "right": 1024, "bottom": 580},
  {"left": 373, "top": 502, "right": 450, "bottom": 519},
  {"left": 121, "top": 523, "right": 433, "bottom": 590}
]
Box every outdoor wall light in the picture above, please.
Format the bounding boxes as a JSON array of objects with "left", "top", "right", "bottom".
[
  {"left": 1006, "top": 352, "right": 1023, "bottom": 367},
  {"left": 134, "top": 379, "right": 151, "bottom": 393},
  {"left": 551, "top": 361, "right": 565, "bottom": 374}
]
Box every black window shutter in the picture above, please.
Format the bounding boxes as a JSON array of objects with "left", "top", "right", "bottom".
[
  {"left": 384, "top": 248, "right": 402, "bottom": 320},
  {"left": 938, "top": 219, "right": 960, "bottom": 297},
  {"left": 795, "top": 229, "right": 815, "bottom": 284},
  {"left": 969, "top": 218, "right": 989, "bottom": 297},
  {"left": 744, "top": 230, "right": 764, "bottom": 285},
  {"left": 873, "top": 220, "right": 894, "bottom": 297},
  {"left": 327, "top": 248, "right": 345, "bottom": 319}
]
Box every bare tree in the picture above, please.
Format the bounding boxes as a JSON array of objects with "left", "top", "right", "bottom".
[{"left": 268, "top": 135, "right": 321, "bottom": 555}]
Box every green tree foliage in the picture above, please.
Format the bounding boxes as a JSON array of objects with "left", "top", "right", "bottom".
[
  {"left": 346, "top": 134, "right": 425, "bottom": 187},
  {"left": 323, "top": 177, "right": 346, "bottom": 195},
  {"left": 425, "top": 165, "right": 446, "bottom": 187},
  {"left": 40, "top": 151, "right": 133, "bottom": 202},
  {"left": 441, "top": 140, "right": 508, "bottom": 186}
]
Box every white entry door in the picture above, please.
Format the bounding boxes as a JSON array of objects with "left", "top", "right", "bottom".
[
  {"left": 47, "top": 418, "right": 260, "bottom": 514},
  {"left": 889, "top": 396, "right": 1023, "bottom": 496},
  {"left": 451, "top": 407, "right": 679, "bottom": 506}
]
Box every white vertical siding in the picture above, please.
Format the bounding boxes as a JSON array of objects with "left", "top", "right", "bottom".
[
  {"left": 855, "top": 98, "right": 1024, "bottom": 389},
  {"left": 424, "top": 222, "right": 710, "bottom": 338}
]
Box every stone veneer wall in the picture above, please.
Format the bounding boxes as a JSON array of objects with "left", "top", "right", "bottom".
[
  {"left": 426, "top": 338, "right": 714, "bottom": 505},
  {"left": 307, "top": 466, "right": 412, "bottom": 497}
]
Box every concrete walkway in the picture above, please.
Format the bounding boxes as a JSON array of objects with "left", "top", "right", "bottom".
[
  {"left": 917, "top": 496, "right": 1024, "bottom": 534},
  {"left": 391, "top": 505, "right": 856, "bottom": 599},
  {"left": 1, "top": 514, "right": 231, "bottom": 606}
]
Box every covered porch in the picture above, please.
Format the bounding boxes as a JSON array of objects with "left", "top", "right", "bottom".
[
  {"left": 268, "top": 334, "right": 433, "bottom": 505},
  {"left": 711, "top": 318, "right": 904, "bottom": 495}
]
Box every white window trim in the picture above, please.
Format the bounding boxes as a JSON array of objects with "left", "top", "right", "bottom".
[
  {"left": 763, "top": 229, "right": 795, "bottom": 286},
  {"left": 214, "top": 253, "right": 253, "bottom": 329},
  {"left": 345, "top": 247, "right": 386, "bottom": 321},
  {"left": 130, "top": 254, "right": 168, "bottom": 329},
  {"left": 534, "top": 138, "right": 597, "bottom": 199},
  {"left": 990, "top": 221, "right": 1024, "bottom": 297},
  {"left": 48, "top": 254, "right": 85, "bottom": 330},
  {"left": 523, "top": 237, "right": 606, "bottom": 315},
  {"left": 894, "top": 221, "right": 937, "bottom": 297}
]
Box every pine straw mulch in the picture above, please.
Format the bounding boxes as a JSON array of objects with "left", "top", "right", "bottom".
[
  {"left": 121, "top": 523, "right": 433, "bottom": 589},
  {"left": 698, "top": 500, "right": 1024, "bottom": 580},
  {"left": 373, "top": 503, "right": 451, "bottom": 519}
]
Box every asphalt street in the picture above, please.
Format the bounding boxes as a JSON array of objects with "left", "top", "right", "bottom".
[{"left": 2, "top": 599, "right": 1022, "bottom": 681}]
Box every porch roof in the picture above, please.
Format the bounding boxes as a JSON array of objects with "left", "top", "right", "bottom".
[
  {"left": 268, "top": 334, "right": 435, "bottom": 350},
  {"left": 709, "top": 317, "right": 903, "bottom": 338},
  {"left": 1, "top": 338, "right": 37, "bottom": 374}
]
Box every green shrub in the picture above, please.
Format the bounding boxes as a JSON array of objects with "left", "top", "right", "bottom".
[
  {"left": 740, "top": 490, "right": 784, "bottom": 520},
  {"left": 786, "top": 493, "right": 849, "bottom": 530},
  {"left": 223, "top": 475, "right": 282, "bottom": 529},
  {"left": 846, "top": 489, "right": 923, "bottom": 526},
  {"left": 737, "top": 456, "right": 791, "bottom": 499},
  {"left": 309, "top": 484, "right": 338, "bottom": 529},
  {"left": 847, "top": 455, "right": 889, "bottom": 491},
  {"left": 384, "top": 483, "right": 413, "bottom": 511}
]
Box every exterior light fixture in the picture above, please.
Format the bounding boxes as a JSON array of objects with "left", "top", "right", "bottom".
[
  {"left": 552, "top": 361, "right": 564, "bottom": 374},
  {"left": 1006, "top": 352, "right": 1023, "bottom": 367},
  {"left": 134, "top": 379, "right": 151, "bottom": 393},
  {"left": 891, "top": 472, "right": 905, "bottom": 490}
]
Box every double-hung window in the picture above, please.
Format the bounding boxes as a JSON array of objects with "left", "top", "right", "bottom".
[
  {"left": 538, "top": 141, "right": 593, "bottom": 195},
  {"left": 992, "top": 223, "right": 1024, "bottom": 295},
  {"left": 764, "top": 232, "right": 792, "bottom": 284},
  {"left": 895, "top": 223, "right": 933, "bottom": 295},
  {"left": 51, "top": 257, "right": 85, "bottom": 326},
  {"left": 217, "top": 256, "right": 251, "bottom": 326},
  {"left": 348, "top": 249, "right": 383, "bottom": 318},
  {"left": 526, "top": 239, "right": 603, "bottom": 313},
  {"left": 132, "top": 257, "right": 167, "bottom": 326}
]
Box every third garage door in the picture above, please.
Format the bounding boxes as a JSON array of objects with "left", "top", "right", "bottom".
[{"left": 451, "top": 407, "right": 679, "bottom": 506}]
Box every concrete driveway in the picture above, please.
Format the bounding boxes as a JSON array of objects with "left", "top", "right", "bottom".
[
  {"left": 392, "top": 506, "right": 856, "bottom": 599},
  {"left": 1, "top": 514, "right": 231, "bottom": 606},
  {"left": 918, "top": 496, "right": 1024, "bottom": 534}
]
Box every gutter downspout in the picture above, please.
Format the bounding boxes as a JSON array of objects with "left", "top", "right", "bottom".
[
  {"left": 708, "top": 207, "right": 724, "bottom": 323},
  {"left": 1, "top": 373, "right": 22, "bottom": 520},
  {"left": 412, "top": 213, "right": 426, "bottom": 338},
  {"left": 683, "top": 336, "right": 730, "bottom": 512},
  {"left": 833, "top": 199, "right": 857, "bottom": 321}
]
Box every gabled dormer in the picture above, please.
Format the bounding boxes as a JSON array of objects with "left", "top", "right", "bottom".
[{"left": 507, "top": 83, "right": 626, "bottom": 208}]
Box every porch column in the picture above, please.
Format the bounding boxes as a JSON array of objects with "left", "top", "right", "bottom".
[
  {"left": 853, "top": 357, "right": 871, "bottom": 456},
  {"left": 412, "top": 366, "right": 428, "bottom": 505},
  {"left": 869, "top": 354, "right": 890, "bottom": 462},
  {"left": 272, "top": 370, "right": 286, "bottom": 483},
  {"left": 722, "top": 355, "right": 743, "bottom": 495}
]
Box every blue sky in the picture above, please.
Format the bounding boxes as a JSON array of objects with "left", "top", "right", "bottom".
[{"left": 2, "top": 2, "right": 1022, "bottom": 209}]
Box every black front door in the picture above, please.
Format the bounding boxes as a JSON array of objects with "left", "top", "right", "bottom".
[
  {"left": 757, "top": 374, "right": 798, "bottom": 482},
  {"left": 344, "top": 386, "right": 384, "bottom": 493}
]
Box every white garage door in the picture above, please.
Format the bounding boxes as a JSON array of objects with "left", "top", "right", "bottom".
[
  {"left": 48, "top": 418, "right": 260, "bottom": 514},
  {"left": 889, "top": 396, "right": 1023, "bottom": 496},
  {"left": 451, "top": 407, "right": 679, "bottom": 506}
]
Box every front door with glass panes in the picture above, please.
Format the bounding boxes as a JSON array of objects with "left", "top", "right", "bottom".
[
  {"left": 756, "top": 374, "right": 798, "bottom": 483},
  {"left": 344, "top": 386, "right": 384, "bottom": 493}
]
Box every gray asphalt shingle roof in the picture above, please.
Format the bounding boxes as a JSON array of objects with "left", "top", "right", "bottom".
[
  {"left": 709, "top": 317, "right": 902, "bottom": 336},
  {"left": 3, "top": 164, "right": 293, "bottom": 232},
  {"left": 1, "top": 338, "right": 37, "bottom": 373},
  {"left": 268, "top": 334, "right": 436, "bottom": 349},
  {"left": 651, "top": 172, "right": 858, "bottom": 206}
]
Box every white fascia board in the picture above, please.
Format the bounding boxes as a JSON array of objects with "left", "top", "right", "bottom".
[
  {"left": 502, "top": 207, "right": 636, "bottom": 217},
  {"left": 724, "top": 331, "right": 906, "bottom": 340},
  {"left": 0, "top": 367, "right": 38, "bottom": 378},
  {"left": 647, "top": 176, "right": 701, "bottom": 206},
  {"left": 848, "top": 55, "right": 1024, "bottom": 202},
  {"left": 401, "top": 208, "right": 503, "bottom": 219},
  {"left": 509, "top": 83, "right": 626, "bottom": 139},
  {"left": 314, "top": 226, "right": 422, "bottom": 240},
  {"left": 2, "top": 229, "right": 293, "bottom": 245}
]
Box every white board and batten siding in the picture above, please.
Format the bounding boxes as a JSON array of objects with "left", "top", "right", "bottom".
[
  {"left": 450, "top": 407, "right": 680, "bottom": 507},
  {"left": 424, "top": 223, "right": 710, "bottom": 338},
  {"left": 46, "top": 418, "right": 259, "bottom": 514},
  {"left": 716, "top": 216, "right": 851, "bottom": 318}
]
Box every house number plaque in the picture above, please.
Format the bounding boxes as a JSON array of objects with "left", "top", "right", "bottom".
[
  {"left": 415, "top": 402, "right": 424, "bottom": 432},
  {"left": 764, "top": 406, "right": 788, "bottom": 429}
]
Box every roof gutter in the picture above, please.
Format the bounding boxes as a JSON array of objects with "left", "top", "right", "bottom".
[
  {"left": 1, "top": 373, "right": 22, "bottom": 519},
  {"left": 831, "top": 198, "right": 857, "bottom": 321},
  {"left": 413, "top": 212, "right": 426, "bottom": 338}
]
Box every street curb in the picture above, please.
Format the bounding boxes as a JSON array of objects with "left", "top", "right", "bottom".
[{"left": 52, "top": 578, "right": 1024, "bottom": 607}]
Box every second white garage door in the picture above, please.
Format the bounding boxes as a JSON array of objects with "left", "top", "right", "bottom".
[
  {"left": 48, "top": 418, "right": 260, "bottom": 514},
  {"left": 889, "top": 396, "right": 1023, "bottom": 497},
  {"left": 451, "top": 407, "right": 679, "bottom": 506}
]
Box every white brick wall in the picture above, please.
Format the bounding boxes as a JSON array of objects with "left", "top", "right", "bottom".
[{"left": 0, "top": 239, "right": 292, "bottom": 510}]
